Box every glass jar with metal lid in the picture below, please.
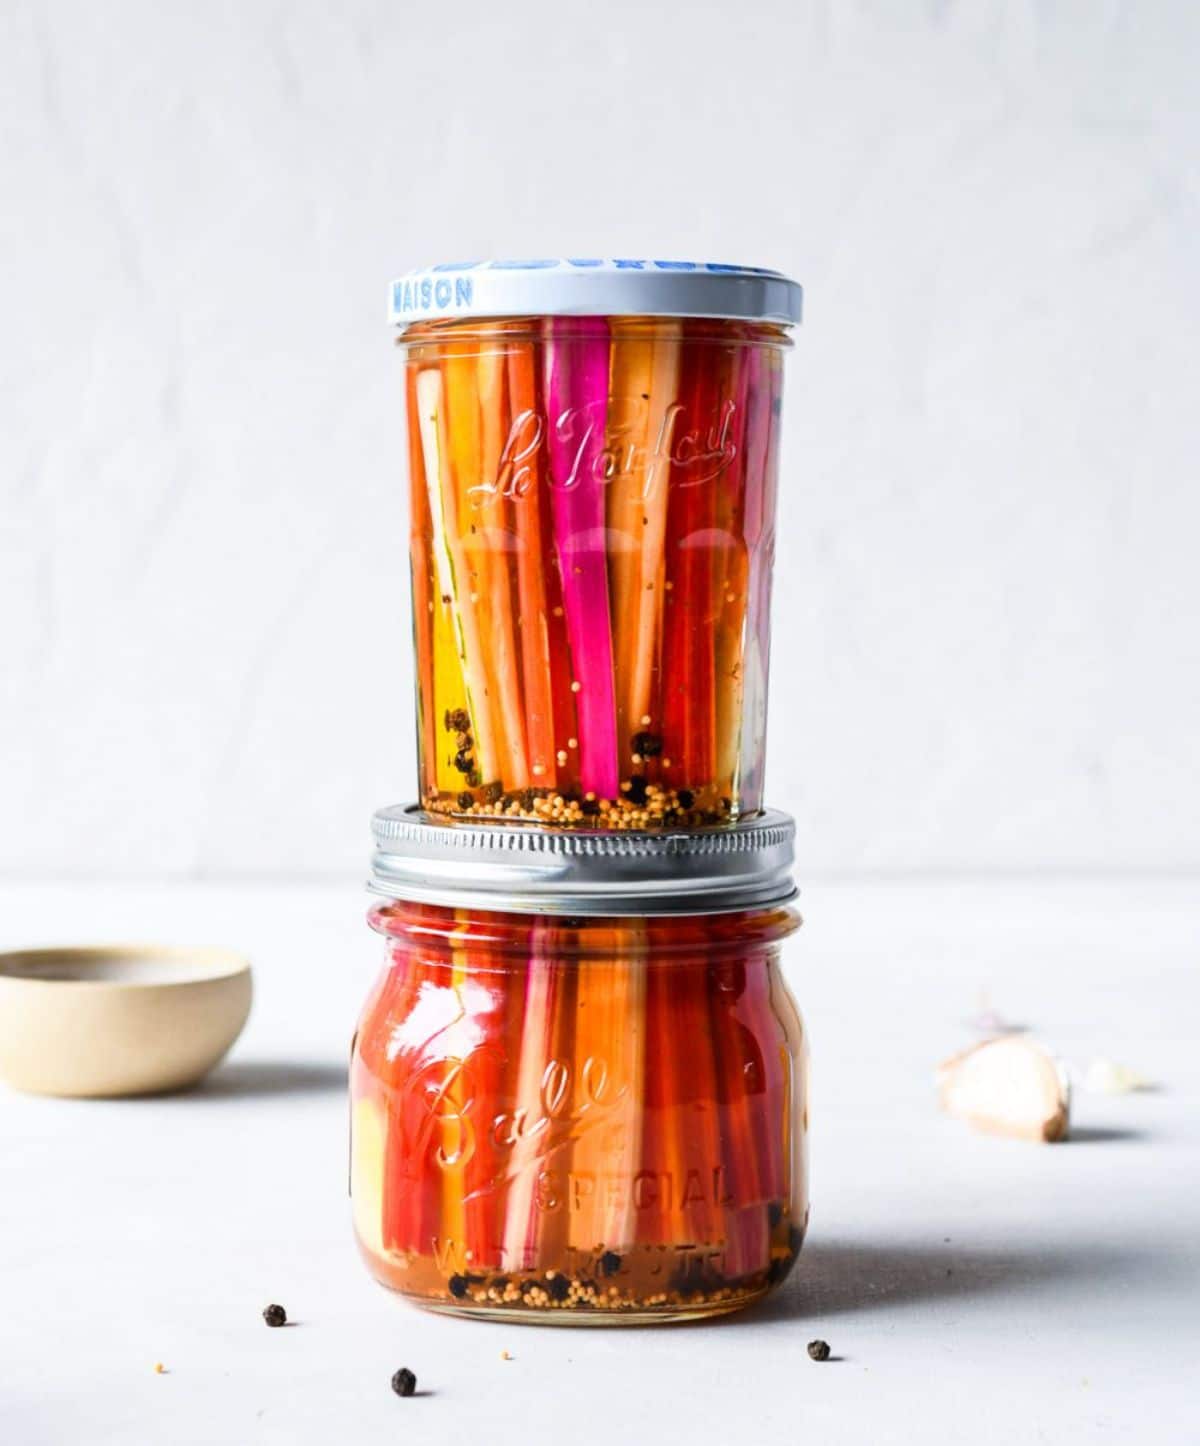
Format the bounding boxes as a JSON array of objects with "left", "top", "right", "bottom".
[
  {"left": 350, "top": 806, "right": 808, "bottom": 1324},
  {"left": 393, "top": 259, "right": 803, "bottom": 829}
]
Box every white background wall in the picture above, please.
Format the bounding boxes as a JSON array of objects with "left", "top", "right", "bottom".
[{"left": 2, "top": 0, "right": 1197, "bottom": 879}]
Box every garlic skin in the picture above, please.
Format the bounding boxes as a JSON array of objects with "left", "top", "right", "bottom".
[
  {"left": 1083, "top": 1057, "right": 1152, "bottom": 1095},
  {"left": 937, "top": 1037, "right": 1071, "bottom": 1143}
]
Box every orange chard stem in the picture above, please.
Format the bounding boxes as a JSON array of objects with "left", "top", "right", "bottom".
[
  {"left": 476, "top": 342, "right": 531, "bottom": 788},
  {"left": 438, "top": 349, "right": 502, "bottom": 784}
]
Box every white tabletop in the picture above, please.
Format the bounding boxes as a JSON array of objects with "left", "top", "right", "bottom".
[{"left": 2, "top": 878, "right": 1196, "bottom": 1445}]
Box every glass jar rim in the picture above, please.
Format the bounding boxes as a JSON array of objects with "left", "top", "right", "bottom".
[
  {"left": 396, "top": 315, "right": 794, "bottom": 353},
  {"left": 368, "top": 897, "right": 801, "bottom": 959}
]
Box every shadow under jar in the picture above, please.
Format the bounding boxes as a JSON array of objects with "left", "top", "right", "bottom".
[
  {"left": 393, "top": 259, "right": 803, "bottom": 828},
  {"left": 351, "top": 806, "right": 808, "bottom": 1324}
]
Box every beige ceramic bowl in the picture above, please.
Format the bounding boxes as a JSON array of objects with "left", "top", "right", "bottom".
[{"left": 0, "top": 946, "right": 252, "bottom": 1098}]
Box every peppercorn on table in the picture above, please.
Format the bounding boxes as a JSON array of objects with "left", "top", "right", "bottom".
[{"left": 0, "top": 877, "right": 1196, "bottom": 1445}]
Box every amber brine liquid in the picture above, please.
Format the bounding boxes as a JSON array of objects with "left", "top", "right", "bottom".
[
  {"left": 402, "top": 318, "right": 789, "bottom": 830},
  {"left": 351, "top": 901, "right": 807, "bottom": 1323}
]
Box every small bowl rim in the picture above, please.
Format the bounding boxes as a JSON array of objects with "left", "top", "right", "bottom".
[{"left": 0, "top": 944, "right": 252, "bottom": 989}]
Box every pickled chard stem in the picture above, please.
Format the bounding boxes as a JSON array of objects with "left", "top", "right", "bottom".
[
  {"left": 476, "top": 347, "right": 531, "bottom": 787},
  {"left": 507, "top": 342, "right": 559, "bottom": 787},
  {"left": 407, "top": 367, "right": 454, "bottom": 792},
  {"left": 542, "top": 318, "right": 618, "bottom": 801},
  {"left": 713, "top": 344, "right": 753, "bottom": 797},
  {"left": 608, "top": 324, "right": 680, "bottom": 757},
  {"left": 415, "top": 367, "right": 500, "bottom": 783},
  {"left": 566, "top": 923, "right": 646, "bottom": 1258},
  {"left": 738, "top": 351, "right": 783, "bottom": 804}
]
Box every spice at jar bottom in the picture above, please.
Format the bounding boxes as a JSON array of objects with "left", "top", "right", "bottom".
[
  {"left": 420, "top": 781, "right": 735, "bottom": 832},
  {"left": 351, "top": 811, "right": 808, "bottom": 1325}
]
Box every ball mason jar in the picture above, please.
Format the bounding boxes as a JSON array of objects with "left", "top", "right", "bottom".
[
  {"left": 351, "top": 806, "right": 808, "bottom": 1324},
  {"left": 392, "top": 259, "right": 803, "bottom": 829}
]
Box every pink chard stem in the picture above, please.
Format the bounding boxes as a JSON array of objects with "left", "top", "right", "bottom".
[{"left": 542, "top": 318, "right": 618, "bottom": 800}]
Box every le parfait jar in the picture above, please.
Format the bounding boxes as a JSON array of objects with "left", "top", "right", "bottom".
[
  {"left": 350, "top": 806, "right": 809, "bottom": 1324},
  {"left": 392, "top": 259, "right": 803, "bottom": 831}
]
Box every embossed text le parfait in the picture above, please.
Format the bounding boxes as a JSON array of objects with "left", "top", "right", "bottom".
[{"left": 393, "top": 259, "right": 803, "bottom": 830}]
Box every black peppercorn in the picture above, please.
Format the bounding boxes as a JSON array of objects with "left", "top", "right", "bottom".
[
  {"left": 262, "top": 1304, "right": 287, "bottom": 1328},
  {"left": 447, "top": 1274, "right": 469, "bottom": 1299},
  {"left": 391, "top": 1367, "right": 417, "bottom": 1397},
  {"left": 598, "top": 1250, "right": 622, "bottom": 1277},
  {"left": 580, "top": 797, "right": 600, "bottom": 817},
  {"left": 631, "top": 730, "right": 663, "bottom": 758},
  {"left": 453, "top": 748, "right": 474, "bottom": 774},
  {"left": 445, "top": 708, "right": 471, "bottom": 733},
  {"left": 480, "top": 780, "right": 503, "bottom": 805},
  {"left": 807, "top": 1339, "right": 831, "bottom": 1362},
  {"left": 677, "top": 788, "right": 695, "bottom": 809},
  {"left": 456, "top": 791, "right": 474, "bottom": 809},
  {"left": 627, "top": 775, "right": 648, "bottom": 805},
  {"left": 547, "top": 1274, "right": 570, "bottom": 1302}
]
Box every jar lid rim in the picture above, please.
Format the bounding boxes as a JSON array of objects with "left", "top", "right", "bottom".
[
  {"left": 389, "top": 259, "right": 802, "bottom": 329},
  {"left": 369, "top": 805, "right": 798, "bottom": 917}
]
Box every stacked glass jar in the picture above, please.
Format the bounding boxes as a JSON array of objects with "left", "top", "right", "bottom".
[{"left": 351, "top": 260, "right": 806, "bottom": 1324}]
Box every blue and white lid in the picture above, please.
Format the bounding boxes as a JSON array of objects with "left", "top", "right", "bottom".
[{"left": 389, "top": 259, "right": 802, "bottom": 328}]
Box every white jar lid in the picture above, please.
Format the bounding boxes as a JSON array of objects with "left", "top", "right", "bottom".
[{"left": 389, "top": 258, "right": 802, "bottom": 329}]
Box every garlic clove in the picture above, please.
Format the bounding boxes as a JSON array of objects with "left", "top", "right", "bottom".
[
  {"left": 937, "top": 1037, "right": 1070, "bottom": 1143},
  {"left": 1083, "top": 1057, "right": 1153, "bottom": 1095}
]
